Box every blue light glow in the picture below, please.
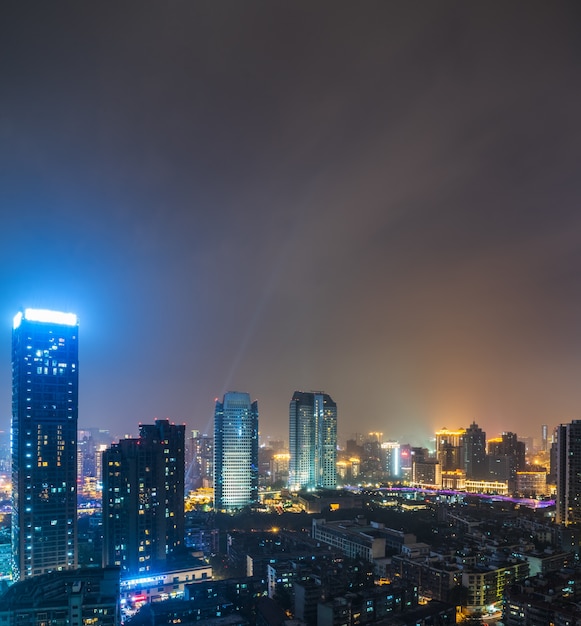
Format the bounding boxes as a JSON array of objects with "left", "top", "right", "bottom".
[{"left": 12, "top": 312, "right": 22, "bottom": 329}]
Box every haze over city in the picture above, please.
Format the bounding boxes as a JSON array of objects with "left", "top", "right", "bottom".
[{"left": 1, "top": 2, "right": 580, "bottom": 442}]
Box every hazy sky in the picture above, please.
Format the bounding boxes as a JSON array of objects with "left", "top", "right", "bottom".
[{"left": 1, "top": 2, "right": 580, "bottom": 444}]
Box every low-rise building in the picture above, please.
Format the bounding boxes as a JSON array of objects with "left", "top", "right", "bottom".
[
  {"left": 319, "top": 582, "right": 418, "bottom": 626},
  {"left": 0, "top": 567, "right": 120, "bottom": 626},
  {"left": 503, "top": 568, "right": 581, "bottom": 626},
  {"left": 391, "top": 554, "right": 463, "bottom": 604},
  {"left": 312, "top": 519, "right": 386, "bottom": 562},
  {"left": 120, "top": 561, "right": 212, "bottom": 615},
  {"left": 462, "top": 559, "right": 529, "bottom": 614},
  {"left": 513, "top": 549, "right": 572, "bottom": 577},
  {"left": 464, "top": 479, "right": 509, "bottom": 495}
]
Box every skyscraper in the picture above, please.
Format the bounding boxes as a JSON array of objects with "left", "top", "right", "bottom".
[
  {"left": 435, "top": 428, "right": 466, "bottom": 472},
  {"left": 102, "top": 419, "right": 185, "bottom": 576},
  {"left": 464, "top": 421, "right": 487, "bottom": 480},
  {"left": 541, "top": 424, "right": 548, "bottom": 452},
  {"left": 288, "top": 391, "right": 337, "bottom": 491},
  {"left": 556, "top": 420, "right": 581, "bottom": 526},
  {"left": 213, "top": 392, "right": 258, "bottom": 511},
  {"left": 186, "top": 430, "right": 213, "bottom": 491},
  {"left": 488, "top": 431, "right": 525, "bottom": 490},
  {"left": 11, "top": 308, "right": 79, "bottom": 581}
]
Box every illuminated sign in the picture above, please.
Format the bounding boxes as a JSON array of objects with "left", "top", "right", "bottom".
[
  {"left": 13, "top": 309, "right": 78, "bottom": 329},
  {"left": 120, "top": 574, "right": 166, "bottom": 589}
]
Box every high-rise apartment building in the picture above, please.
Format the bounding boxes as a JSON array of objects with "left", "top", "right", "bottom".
[
  {"left": 488, "top": 431, "right": 525, "bottom": 489},
  {"left": 102, "top": 419, "right": 185, "bottom": 576},
  {"left": 186, "top": 430, "right": 213, "bottom": 491},
  {"left": 213, "top": 392, "right": 258, "bottom": 511},
  {"left": 435, "top": 428, "right": 466, "bottom": 472},
  {"left": 464, "top": 422, "right": 487, "bottom": 479},
  {"left": 288, "top": 391, "right": 337, "bottom": 491},
  {"left": 556, "top": 420, "right": 581, "bottom": 526},
  {"left": 381, "top": 441, "right": 401, "bottom": 478},
  {"left": 11, "top": 308, "right": 79, "bottom": 581}
]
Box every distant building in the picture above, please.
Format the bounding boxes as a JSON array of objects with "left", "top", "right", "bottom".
[
  {"left": 516, "top": 468, "right": 547, "bottom": 497},
  {"left": 381, "top": 441, "right": 401, "bottom": 478},
  {"left": 289, "top": 391, "right": 337, "bottom": 491},
  {"left": 214, "top": 392, "right": 259, "bottom": 511},
  {"left": 399, "top": 444, "right": 413, "bottom": 482},
  {"left": 440, "top": 469, "right": 465, "bottom": 490},
  {"left": 11, "top": 308, "right": 79, "bottom": 581},
  {"left": 488, "top": 432, "right": 526, "bottom": 490},
  {"left": 102, "top": 419, "right": 185, "bottom": 576},
  {"left": 435, "top": 428, "right": 465, "bottom": 474},
  {"left": 186, "top": 430, "right": 213, "bottom": 491},
  {"left": 464, "top": 479, "right": 509, "bottom": 495},
  {"left": 464, "top": 421, "right": 487, "bottom": 479},
  {"left": 556, "top": 420, "right": 581, "bottom": 526},
  {"left": 311, "top": 518, "right": 416, "bottom": 564},
  {"left": 541, "top": 424, "right": 548, "bottom": 452},
  {"left": 412, "top": 452, "right": 441, "bottom": 489},
  {"left": 270, "top": 452, "right": 290, "bottom": 485}
]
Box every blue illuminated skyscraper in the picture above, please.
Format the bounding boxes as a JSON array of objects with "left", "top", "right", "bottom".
[
  {"left": 213, "top": 392, "right": 258, "bottom": 511},
  {"left": 289, "top": 391, "right": 337, "bottom": 491},
  {"left": 11, "top": 308, "right": 79, "bottom": 581}
]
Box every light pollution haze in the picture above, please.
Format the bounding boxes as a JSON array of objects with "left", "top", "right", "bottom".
[{"left": 0, "top": 2, "right": 580, "bottom": 444}]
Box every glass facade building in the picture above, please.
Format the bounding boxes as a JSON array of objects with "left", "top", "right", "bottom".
[
  {"left": 11, "top": 308, "right": 79, "bottom": 581},
  {"left": 288, "top": 391, "right": 337, "bottom": 491},
  {"left": 213, "top": 392, "right": 258, "bottom": 511}
]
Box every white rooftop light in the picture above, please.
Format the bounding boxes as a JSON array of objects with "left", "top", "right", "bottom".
[{"left": 13, "top": 309, "right": 78, "bottom": 329}]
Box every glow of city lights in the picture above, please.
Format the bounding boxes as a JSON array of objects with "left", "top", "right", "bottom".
[{"left": 120, "top": 574, "right": 166, "bottom": 588}]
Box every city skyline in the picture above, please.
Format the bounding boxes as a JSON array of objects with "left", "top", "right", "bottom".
[{"left": 2, "top": 3, "right": 581, "bottom": 442}]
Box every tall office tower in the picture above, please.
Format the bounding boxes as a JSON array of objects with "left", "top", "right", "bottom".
[
  {"left": 102, "top": 419, "right": 185, "bottom": 576},
  {"left": 214, "top": 392, "right": 259, "bottom": 511},
  {"left": 488, "top": 431, "right": 525, "bottom": 487},
  {"left": 288, "top": 391, "right": 337, "bottom": 491},
  {"left": 0, "top": 430, "right": 11, "bottom": 472},
  {"left": 399, "top": 444, "right": 413, "bottom": 482},
  {"left": 556, "top": 421, "right": 581, "bottom": 525},
  {"left": 11, "top": 308, "right": 79, "bottom": 581},
  {"left": 381, "top": 441, "right": 401, "bottom": 478},
  {"left": 362, "top": 436, "right": 383, "bottom": 476},
  {"left": 464, "top": 422, "right": 487, "bottom": 479},
  {"left": 435, "top": 428, "right": 466, "bottom": 471},
  {"left": 548, "top": 428, "right": 558, "bottom": 484},
  {"left": 541, "top": 424, "right": 548, "bottom": 452},
  {"left": 186, "top": 430, "right": 214, "bottom": 491}
]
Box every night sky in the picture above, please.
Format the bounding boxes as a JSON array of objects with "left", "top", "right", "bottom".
[{"left": 1, "top": 2, "right": 580, "bottom": 445}]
